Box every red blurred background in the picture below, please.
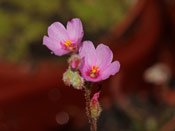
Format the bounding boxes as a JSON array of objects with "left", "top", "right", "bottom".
[{"left": 0, "top": 0, "right": 175, "bottom": 130}]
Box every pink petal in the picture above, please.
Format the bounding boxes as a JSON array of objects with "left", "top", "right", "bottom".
[
  {"left": 43, "top": 36, "right": 69, "bottom": 56},
  {"left": 80, "top": 62, "right": 90, "bottom": 80},
  {"left": 101, "top": 61, "right": 120, "bottom": 80},
  {"left": 96, "top": 44, "right": 113, "bottom": 69},
  {"left": 81, "top": 73, "right": 102, "bottom": 82},
  {"left": 87, "top": 78, "right": 101, "bottom": 82},
  {"left": 48, "top": 22, "right": 68, "bottom": 42},
  {"left": 79, "top": 41, "right": 96, "bottom": 65},
  {"left": 43, "top": 36, "right": 60, "bottom": 50},
  {"left": 91, "top": 91, "right": 100, "bottom": 101},
  {"left": 81, "top": 71, "right": 102, "bottom": 82},
  {"left": 80, "top": 60, "right": 102, "bottom": 82},
  {"left": 66, "top": 18, "right": 84, "bottom": 45}
]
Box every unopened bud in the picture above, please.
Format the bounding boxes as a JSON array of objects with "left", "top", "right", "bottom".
[
  {"left": 63, "top": 69, "right": 74, "bottom": 86},
  {"left": 68, "top": 54, "right": 81, "bottom": 70},
  {"left": 72, "top": 72, "right": 84, "bottom": 90},
  {"left": 90, "top": 91, "right": 102, "bottom": 119},
  {"left": 63, "top": 69, "right": 84, "bottom": 90}
]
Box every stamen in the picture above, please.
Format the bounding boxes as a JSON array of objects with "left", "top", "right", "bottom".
[
  {"left": 89, "top": 65, "right": 100, "bottom": 78},
  {"left": 64, "top": 40, "right": 72, "bottom": 47},
  {"left": 92, "top": 70, "right": 96, "bottom": 73},
  {"left": 64, "top": 43, "right": 69, "bottom": 47},
  {"left": 91, "top": 66, "right": 94, "bottom": 71},
  {"left": 68, "top": 40, "right": 71, "bottom": 45},
  {"left": 63, "top": 40, "right": 75, "bottom": 50}
]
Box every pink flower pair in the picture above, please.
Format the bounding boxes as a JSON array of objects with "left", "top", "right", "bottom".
[{"left": 43, "top": 18, "right": 120, "bottom": 82}]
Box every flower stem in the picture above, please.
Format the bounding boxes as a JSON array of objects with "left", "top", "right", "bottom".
[
  {"left": 173, "top": 104, "right": 175, "bottom": 131},
  {"left": 84, "top": 86, "right": 97, "bottom": 131}
]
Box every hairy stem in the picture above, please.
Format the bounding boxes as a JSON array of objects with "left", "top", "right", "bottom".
[
  {"left": 84, "top": 86, "right": 97, "bottom": 131},
  {"left": 173, "top": 105, "right": 175, "bottom": 131}
]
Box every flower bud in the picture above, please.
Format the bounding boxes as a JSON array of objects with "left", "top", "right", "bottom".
[
  {"left": 63, "top": 69, "right": 74, "bottom": 86},
  {"left": 63, "top": 69, "right": 84, "bottom": 90},
  {"left": 90, "top": 91, "right": 102, "bottom": 119},
  {"left": 68, "top": 54, "right": 81, "bottom": 70},
  {"left": 72, "top": 72, "right": 84, "bottom": 90}
]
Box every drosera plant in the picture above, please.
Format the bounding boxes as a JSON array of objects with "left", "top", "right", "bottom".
[{"left": 43, "top": 18, "right": 120, "bottom": 131}]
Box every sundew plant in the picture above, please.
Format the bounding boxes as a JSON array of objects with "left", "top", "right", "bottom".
[{"left": 43, "top": 18, "right": 120, "bottom": 131}]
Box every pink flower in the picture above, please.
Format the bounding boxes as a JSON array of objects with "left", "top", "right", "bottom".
[
  {"left": 79, "top": 41, "right": 120, "bottom": 82},
  {"left": 43, "top": 18, "right": 84, "bottom": 56}
]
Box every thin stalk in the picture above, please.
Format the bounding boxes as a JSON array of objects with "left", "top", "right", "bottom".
[
  {"left": 173, "top": 104, "right": 175, "bottom": 131},
  {"left": 84, "top": 86, "right": 97, "bottom": 131}
]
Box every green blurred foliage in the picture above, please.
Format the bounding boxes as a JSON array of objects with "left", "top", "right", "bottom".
[
  {"left": 69, "top": 0, "right": 129, "bottom": 33},
  {"left": 0, "top": 0, "right": 130, "bottom": 62}
]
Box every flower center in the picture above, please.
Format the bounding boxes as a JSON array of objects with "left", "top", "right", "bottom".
[
  {"left": 64, "top": 40, "right": 74, "bottom": 50},
  {"left": 89, "top": 65, "right": 100, "bottom": 78}
]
